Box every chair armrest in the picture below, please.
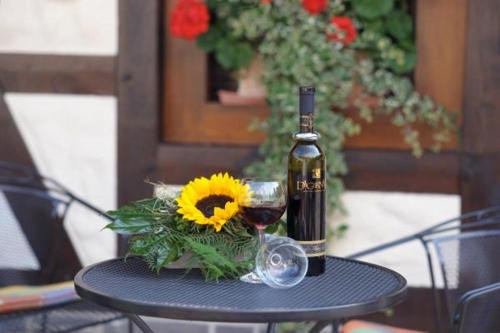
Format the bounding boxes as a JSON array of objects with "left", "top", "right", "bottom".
[
  {"left": 346, "top": 234, "right": 419, "bottom": 259},
  {"left": 451, "top": 282, "right": 500, "bottom": 333}
]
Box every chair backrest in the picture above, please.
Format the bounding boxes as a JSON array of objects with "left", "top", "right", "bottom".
[
  {"left": 0, "top": 184, "right": 82, "bottom": 287},
  {"left": 347, "top": 207, "right": 500, "bottom": 333},
  {"left": 0, "top": 161, "right": 112, "bottom": 287},
  {"left": 452, "top": 282, "right": 500, "bottom": 333},
  {"left": 429, "top": 230, "right": 500, "bottom": 333},
  {"left": 348, "top": 206, "right": 500, "bottom": 260}
]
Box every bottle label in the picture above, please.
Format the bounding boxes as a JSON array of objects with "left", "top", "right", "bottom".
[
  {"left": 296, "top": 168, "right": 325, "bottom": 192},
  {"left": 297, "top": 239, "right": 326, "bottom": 257}
]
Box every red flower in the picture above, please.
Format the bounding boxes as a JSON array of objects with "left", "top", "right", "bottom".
[
  {"left": 261, "top": 0, "right": 272, "bottom": 4},
  {"left": 302, "top": 0, "right": 327, "bottom": 15},
  {"left": 170, "top": 0, "right": 210, "bottom": 40},
  {"left": 328, "top": 16, "right": 357, "bottom": 45}
]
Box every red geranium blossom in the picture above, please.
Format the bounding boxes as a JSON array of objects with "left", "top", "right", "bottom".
[
  {"left": 302, "top": 0, "right": 327, "bottom": 15},
  {"left": 328, "top": 16, "right": 357, "bottom": 45},
  {"left": 170, "top": 0, "right": 210, "bottom": 40},
  {"left": 261, "top": 0, "right": 272, "bottom": 4}
]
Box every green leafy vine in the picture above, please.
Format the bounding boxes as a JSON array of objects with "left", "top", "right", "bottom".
[{"left": 201, "top": 0, "right": 456, "bottom": 221}]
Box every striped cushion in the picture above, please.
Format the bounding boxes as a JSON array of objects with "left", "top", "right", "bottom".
[
  {"left": 0, "top": 281, "right": 79, "bottom": 314},
  {"left": 343, "top": 320, "right": 427, "bottom": 333}
]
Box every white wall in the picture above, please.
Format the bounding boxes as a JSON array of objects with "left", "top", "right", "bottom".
[
  {"left": 6, "top": 94, "right": 117, "bottom": 265},
  {"left": 0, "top": 0, "right": 118, "bottom": 265},
  {"left": 331, "top": 191, "right": 460, "bottom": 287},
  {"left": 0, "top": 0, "right": 117, "bottom": 55}
]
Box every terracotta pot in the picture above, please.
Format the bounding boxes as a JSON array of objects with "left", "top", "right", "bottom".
[
  {"left": 218, "top": 56, "right": 267, "bottom": 106},
  {"left": 236, "top": 56, "right": 266, "bottom": 98}
]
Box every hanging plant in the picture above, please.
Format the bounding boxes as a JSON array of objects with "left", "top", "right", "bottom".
[{"left": 169, "top": 0, "right": 457, "bottom": 233}]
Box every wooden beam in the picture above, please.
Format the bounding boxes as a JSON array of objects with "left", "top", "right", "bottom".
[
  {"left": 117, "top": 0, "right": 160, "bottom": 255},
  {"left": 157, "top": 144, "right": 259, "bottom": 184},
  {"left": 157, "top": 144, "right": 459, "bottom": 194},
  {"left": 345, "top": 149, "right": 459, "bottom": 194},
  {"left": 460, "top": 0, "right": 500, "bottom": 212},
  {"left": 415, "top": 0, "right": 467, "bottom": 115},
  {"left": 117, "top": 1, "right": 160, "bottom": 203},
  {"left": 0, "top": 54, "right": 115, "bottom": 95}
]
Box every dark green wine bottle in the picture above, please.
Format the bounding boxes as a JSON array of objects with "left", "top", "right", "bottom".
[{"left": 287, "top": 86, "right": 326, "bottom": 276}]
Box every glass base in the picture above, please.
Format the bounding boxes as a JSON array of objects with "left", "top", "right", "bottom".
[{"left": 240, "top": 271, "right": 262, "bottom": 284}]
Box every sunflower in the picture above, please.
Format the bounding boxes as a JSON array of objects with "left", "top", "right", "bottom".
[{"left": 176, "top": 173, "right": 249, "bottom": 232}]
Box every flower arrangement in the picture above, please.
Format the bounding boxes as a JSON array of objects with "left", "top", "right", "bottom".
[
  {"left": 169, "top": 0, "right": 457, "bottom": 230},
  {"left": 106, "top": 173, "right": 260, "bottom": 280}
]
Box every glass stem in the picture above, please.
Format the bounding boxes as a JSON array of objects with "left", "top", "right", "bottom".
[{"left": 257, "top": 226, "right": 266, "bottom": 247}]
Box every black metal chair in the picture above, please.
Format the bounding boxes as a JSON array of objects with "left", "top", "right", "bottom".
[
  {"left": 430, "top": 231, "right": 500, "bottom": 333},
  {"left": 348, "top": 206, "right": 500, "bottom": 333},
  {"left": 0, "top": 161, "right": 127, "bottom": 332}
]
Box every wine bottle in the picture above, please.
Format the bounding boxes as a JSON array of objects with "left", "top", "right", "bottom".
[{"left": 287, "top": 86, "right": 326, "bottom": 276}]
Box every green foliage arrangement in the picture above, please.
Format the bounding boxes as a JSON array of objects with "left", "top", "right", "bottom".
[
  {"left": 170, "top": 0, "right": 457, "bottom": 231},
  {"left": 106, "top": 179, "right": 258, "bottom": 280}
]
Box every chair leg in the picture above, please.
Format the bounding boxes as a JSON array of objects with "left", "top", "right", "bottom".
[
  {"left": 266, "top": 322, "right": 277, "bottom": 333},
  {"left": 421, "top": 239, "right": 443, "bottom": 333},
  {"left": 331, "top": 320, "right": 341, "bottom": 333},
  {"left": 128, "top": 317, "right": 134, "bottom": 333},
  {"left": 127, "top": 314, "right": 155, "bottom": 333},
  {"left": 41, "top": 312, "right": 48, "bottom": 333},
  {"left": 309, "top": 321, "right": 330, "bottom": 333}
]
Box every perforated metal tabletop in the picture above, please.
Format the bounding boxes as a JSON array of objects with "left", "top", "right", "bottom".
[{"left": 75, "top": 256, "right": 406, "bottom": 323}]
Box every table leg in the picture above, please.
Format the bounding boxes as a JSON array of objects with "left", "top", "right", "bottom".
[
  {"left": 331, "top": 320, "right": 341, "bottom": 333},
  {"left": 309, "top": 320, "right": 343, "bottom": 333},
  {"left": 309, "top": 321, "right": 330, "bottom": 333},
  {"left": 127, "top": 313, "right": 155, "bottom": 333},
  {"left": 128, "top": 317, "right": 134, "bottom": 333},
  {"left": 266, "top": 322, "right": 277, "bottom": 333}
]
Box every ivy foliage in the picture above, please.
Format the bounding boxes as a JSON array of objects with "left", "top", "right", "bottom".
[
  {"left": 196, "top": 0, "right": 456, "bottom": 226},
  {"left": 106, "top": 197, "right": 257, "bottom": 280},
  {"left": 197, "top": 0, "right": 258, "bottom": 71},
  {"left": 351, "top": 0, "right": 394, "bottom": 19}
]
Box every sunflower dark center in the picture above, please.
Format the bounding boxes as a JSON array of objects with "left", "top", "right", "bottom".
[{"left": 196, "top": 195, "right": 233, "bottom": 218}]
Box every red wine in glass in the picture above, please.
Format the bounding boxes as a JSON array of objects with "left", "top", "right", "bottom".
[
  {"left": 239, "top": 179, "right": 287, "bottom": 284},
  {"left": 240, "top": 205, "right": 286, "bottom": 229}
]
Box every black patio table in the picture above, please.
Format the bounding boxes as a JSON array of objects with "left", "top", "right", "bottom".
[{"left": 74, "top": 256, "right": 407, "bottom": 333}]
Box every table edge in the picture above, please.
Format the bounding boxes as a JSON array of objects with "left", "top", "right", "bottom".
[{"left": 74, "top": 256, "right": 407, "bottom": 323}]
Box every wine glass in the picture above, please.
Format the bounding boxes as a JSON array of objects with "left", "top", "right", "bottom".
[{"left": 240, "top": 179, "right": 308, "bottom": 288}]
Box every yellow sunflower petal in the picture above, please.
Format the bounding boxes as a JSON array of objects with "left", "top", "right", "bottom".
[{"left": 176, "top": 172, "right": 248, "bottom": 230}]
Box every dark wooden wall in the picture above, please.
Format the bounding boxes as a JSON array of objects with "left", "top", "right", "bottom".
[
  {"left": 459, "top": 0, "right": 500, "bottom": 213},
  {"left": 118, "top": 0, "right": 160, "bottom": 205}
]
